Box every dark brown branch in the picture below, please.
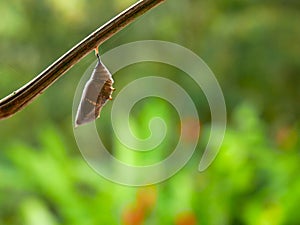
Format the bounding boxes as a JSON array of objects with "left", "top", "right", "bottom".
[{"left": 0, "top": 0, "right": 165, "bottom": 120}]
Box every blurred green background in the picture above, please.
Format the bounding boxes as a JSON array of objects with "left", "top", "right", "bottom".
[{"left": 0, "top": 0, "right": 299, "bottom": 224}]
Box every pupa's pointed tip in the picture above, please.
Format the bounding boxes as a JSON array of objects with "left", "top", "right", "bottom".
[
  {"left": 74, "top": 118, "right": 82, "bottom": 128},
  {"left": 74, "top": 116, "right": 97, "bottom": 127}
]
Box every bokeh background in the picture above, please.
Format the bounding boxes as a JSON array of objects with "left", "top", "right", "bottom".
[{"left": 0, "top": 0, "right": 299, "bottom": 224}]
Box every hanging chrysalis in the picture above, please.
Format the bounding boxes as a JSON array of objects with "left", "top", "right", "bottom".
[{"left": 75, "top": 48, "right": 115, "bottom": 127}]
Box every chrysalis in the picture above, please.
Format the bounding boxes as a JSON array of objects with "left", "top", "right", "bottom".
[{"left": 75, "top": 50, "right": 115, "bottom": 127}]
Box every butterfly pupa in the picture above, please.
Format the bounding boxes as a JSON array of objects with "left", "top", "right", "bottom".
[{"left": 75, "top": 51, "right": 115, "bottom": 127}]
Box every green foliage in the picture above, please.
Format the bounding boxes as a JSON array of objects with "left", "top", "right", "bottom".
[
  {"left": 0, "top": 0, "right": 299, "bottom": 224},
  {"left": 1, "top": 104, "right": 299, "bottom": 224}
]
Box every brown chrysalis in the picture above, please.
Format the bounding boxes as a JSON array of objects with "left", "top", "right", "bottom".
[{"left": 75, "top": 49, "right": 115, "bottom": 127}]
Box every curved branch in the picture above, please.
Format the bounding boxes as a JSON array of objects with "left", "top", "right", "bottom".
[{"left": 0, "top": 0, "right": 165, "bottom": 120}]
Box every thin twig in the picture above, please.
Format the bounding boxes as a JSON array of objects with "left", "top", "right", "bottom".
[{"left": 0, "top": 0, "right": 165, "bottom": 120}]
